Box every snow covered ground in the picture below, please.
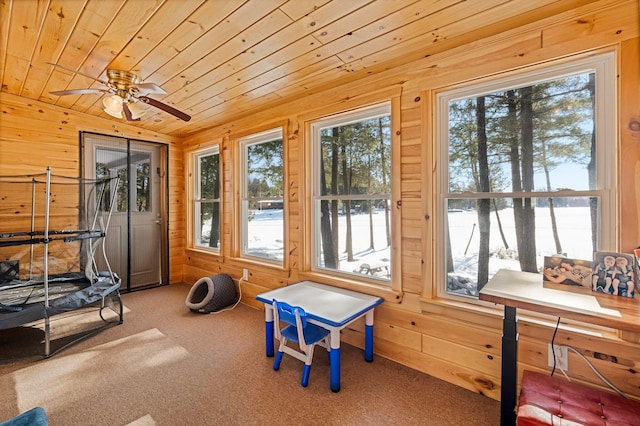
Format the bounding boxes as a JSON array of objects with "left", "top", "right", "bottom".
[
  {"left": 247, "top": 208, "right": 391, "bottom": 279},
  {"left": 242, "top": 206, "right": 596, "bottom": 293},
  {"left": 447, "top": 206, "right": 595, "bottom": 296}
]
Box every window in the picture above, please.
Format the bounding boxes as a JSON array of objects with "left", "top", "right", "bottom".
[
  {"left": 311, "top": 103, "right": 392, "bottom": 282},
  {"left": 95, "top": 148, "right": 151, "bottom": 213},
  {"left": 193, "top": 147, "right": 221, "bottom": 250},
  {"left": 240, "top": 129, "right": 284, "bottom": 262},
  {"left": 438, "top": 53, "right": 615, "bottom": 298}
]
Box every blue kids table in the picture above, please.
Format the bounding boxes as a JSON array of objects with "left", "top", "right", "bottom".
[{"left": 256, "top": 281, "right": 383, "bottom": 392}]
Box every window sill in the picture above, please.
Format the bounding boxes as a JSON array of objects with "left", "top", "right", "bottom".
[
  {"left": 298, "top": 271, "right": 402, "bottom": 303},
  {"left": 186, "top": 247, "right": 221, "bottom": 256}
]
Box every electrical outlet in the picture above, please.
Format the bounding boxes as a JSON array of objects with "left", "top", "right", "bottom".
[
  {"left": 548, "top": 343, "right": 568, "bottom": 370},
  {"left": 242, "top": 268, "right": 249, "bottom": 281}
]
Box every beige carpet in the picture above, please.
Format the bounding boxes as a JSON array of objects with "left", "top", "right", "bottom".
[{"left": 0, "top": 283, "right": 499, "bottom": 425}]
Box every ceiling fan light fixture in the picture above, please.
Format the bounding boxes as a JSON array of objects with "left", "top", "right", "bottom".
[
  {"left": 103, "top": 94, "right": 123, "bottom": 118},
  {"left": 49, "top": 63, "right": 189, "bottom": 121},
  {"left": 127, "top": 101, "right": 147, "bottom": 119}
]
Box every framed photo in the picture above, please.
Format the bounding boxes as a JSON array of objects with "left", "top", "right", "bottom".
[
  {"left": 542, "top": 256, "right": 592, "bottom": 289},
  {"left": 592, "top": 251, "right": 635, "bottom": 298}
]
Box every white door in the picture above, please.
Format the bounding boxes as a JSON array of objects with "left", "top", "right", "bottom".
[{"left": 84, "top": 135, "right": 166, "bottom": 290}]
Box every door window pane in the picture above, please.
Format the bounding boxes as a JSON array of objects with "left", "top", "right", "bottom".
[
  {"left": 95, "top": 148, "right": 128, "bottom": 212},
  {"left": 135, "top": 159, "right": 151, "bottom": 212},
  {"left": 94, "top": 149, "right": 151, "bottom": 213}
]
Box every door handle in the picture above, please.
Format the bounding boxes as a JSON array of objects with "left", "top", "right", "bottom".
[{"left": 154, "top": 220, "right": 162, "bottom": 225}]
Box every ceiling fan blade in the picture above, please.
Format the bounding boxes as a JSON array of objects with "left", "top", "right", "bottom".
[
  {"left": 46, "top": 62, "right": 109, "bottom": 85},
  {"left": 138, "top": 96, "right": 191, "bottom": 122},
  {"left": 136, "top": 82, "right": 166, "bottom": 95},
  {"left": 50, "top": 88, "right": 105, "bottom": 96},
  {"left": 122, "top": 102, "right": 140, "bottom": 122}
]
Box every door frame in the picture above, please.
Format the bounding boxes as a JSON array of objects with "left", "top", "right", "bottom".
[{"left": 80, "top": 131, "right": 169, "bottom": 291}]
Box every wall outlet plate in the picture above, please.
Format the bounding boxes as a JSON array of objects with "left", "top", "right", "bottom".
[
  {"left": 242, "top": 268, "right": 249, "bottom": 281},
  {"left": 548, "top": 343, "right": 568, "bottom": 370}
]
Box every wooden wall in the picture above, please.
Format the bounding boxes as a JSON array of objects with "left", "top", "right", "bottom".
[
  {"left": 1, "top": 0, "right": 639, "bottom": 404},
  {"left": 180, "top": 0, "right": 640, "bottom": 401},
  {"left": 0, "top": 93, "right": 185, "bottom": 283}
]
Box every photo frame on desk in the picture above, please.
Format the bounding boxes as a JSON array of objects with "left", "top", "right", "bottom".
[
  {"left": 592, "top": 251, "right": 635, "bottom": 298},
  {"left": 542, "top": 256, "right": 593, "bottom": 290}
]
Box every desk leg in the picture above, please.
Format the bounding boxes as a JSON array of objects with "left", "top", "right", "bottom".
[
  {"left": 365, "top": 310, "right": 375, "bottom": 362},
  {"left": 330, "top": 329, "right": 341, "bottom": 392},
  {"left": 264, "top": 306, "right": 274, "bottom": 357},
  {"left": 501, "top": 306, "right": 518, "bottom": 426}
]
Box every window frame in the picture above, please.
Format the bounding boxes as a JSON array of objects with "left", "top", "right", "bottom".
[
  {"left": 434, "top": 51, "right": 617, "bottom": 301},
  {"left": 309, "top": 102, "right": 395, "bottom": 287},
  {"left": 189, "top": 145, "right": 222, "bottom": 253},
  {"left": 238, "top": 128, "right": 285, "bottom": 265}
]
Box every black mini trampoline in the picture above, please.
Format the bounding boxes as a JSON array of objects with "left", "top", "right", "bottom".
[
  {"left": 185, "top": 274, "right": 238, "bottom": 313},
  {"left": 0, "top": 168, "right": 123, "bottom": 358}
]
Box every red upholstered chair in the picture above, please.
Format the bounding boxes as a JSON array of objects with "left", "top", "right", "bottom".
[{"left": 517, "top": 370, "right": 640, "bottom": 425}]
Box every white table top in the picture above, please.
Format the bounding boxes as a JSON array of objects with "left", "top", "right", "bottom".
[
  {"left": 256, "top": 281, "right": 383, "bottom": 327},
  {"left": 480, "top": 269, "right": 640, "bottom": 333}
]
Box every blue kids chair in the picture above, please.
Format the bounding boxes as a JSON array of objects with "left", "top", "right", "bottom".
[{"left": 272, "top": 299, "right": 331, "bottom": 387}]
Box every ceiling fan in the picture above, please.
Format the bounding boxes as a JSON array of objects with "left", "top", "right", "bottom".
[{"left": 47, "top": 62, "right": 191, "bottom": 122}]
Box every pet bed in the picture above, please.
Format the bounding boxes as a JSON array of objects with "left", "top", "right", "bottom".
[{"left": 186, "top": 273, "right": 237, "bottom": 313}]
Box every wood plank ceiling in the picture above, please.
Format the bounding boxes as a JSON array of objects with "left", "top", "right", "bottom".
[{"left": 0, "top": 0, "right": 601, "bottom": 137}]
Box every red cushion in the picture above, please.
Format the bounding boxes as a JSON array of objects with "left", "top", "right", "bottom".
[{"left": 517, "top": 370, "right": 640, "bottom": 426}]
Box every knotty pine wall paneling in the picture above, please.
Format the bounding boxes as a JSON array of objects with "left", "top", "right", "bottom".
[
  {"left": 178, "top": 0, "right": 640, "bottom": 401},
  {"left": 0, "top": 92, "right": 183, "bottom": 284},
  {"left": 619, "top": 36, "right": 640, "bottom": 252}
]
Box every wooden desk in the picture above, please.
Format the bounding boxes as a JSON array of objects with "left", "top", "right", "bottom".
[
  {"left": 256, "top": 281, "right": 383, "bottom": 392},
  {"left": 479, "top": 269, "right": 640, "bottom": 425}
]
